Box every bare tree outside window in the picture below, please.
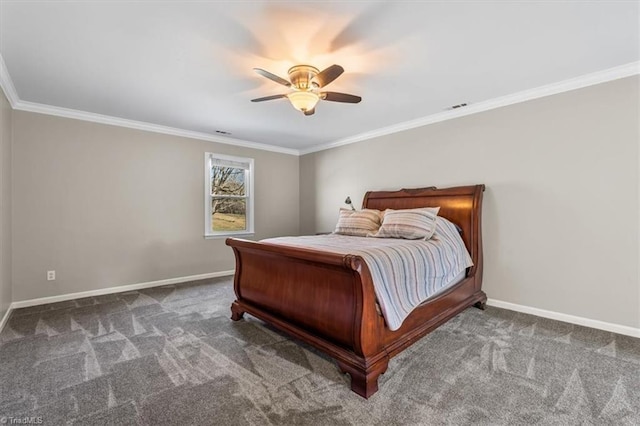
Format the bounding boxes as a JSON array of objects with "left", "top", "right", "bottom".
[
  {"left": 211, "top": 165, "right": 247, "bottom": 232},
  {"left": 205, "top": 153, "right": 254, "bottom": 237}
]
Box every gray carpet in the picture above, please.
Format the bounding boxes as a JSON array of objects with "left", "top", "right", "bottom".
[{"left": 0, "top": 277, "right": 638, "bottom": 425}]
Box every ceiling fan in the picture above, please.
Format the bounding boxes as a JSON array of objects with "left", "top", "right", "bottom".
[{"left": 251, "top": 64, "right": 362, "bottom": 116}]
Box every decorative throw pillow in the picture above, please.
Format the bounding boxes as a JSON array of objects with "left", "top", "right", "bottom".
[
  {"left": 333, "top": 208, "right": 382, "bottom": 237},
  {"left": 370, "top": 207, "right": 440, "bottom": 240}
]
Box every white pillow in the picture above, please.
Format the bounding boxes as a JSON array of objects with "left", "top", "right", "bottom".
[{"left": 370, "top": 207, "right": 440, "bottom": 240}]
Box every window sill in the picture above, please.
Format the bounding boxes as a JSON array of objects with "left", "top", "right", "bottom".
[{"left": 204, "top": 232, "right": 255, "bottom": 240}]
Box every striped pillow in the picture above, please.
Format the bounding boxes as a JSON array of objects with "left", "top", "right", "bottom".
[
  {"left": 333, "top": 209, "right": 382, "bottom": 237},
  {"left": 370, "top": 207, "right": 440, "bottom": 240}
]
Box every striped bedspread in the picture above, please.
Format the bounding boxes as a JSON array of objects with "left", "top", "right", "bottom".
[{"left": 261, "top": 217, "right": 473, "bottom": 331}]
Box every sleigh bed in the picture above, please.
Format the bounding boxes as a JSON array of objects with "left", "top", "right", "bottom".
[{"left": 226, "top": 184, "right": 486, "bottom": 398}]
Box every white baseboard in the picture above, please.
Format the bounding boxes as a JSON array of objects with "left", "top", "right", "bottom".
[
  {"left": 3, "top": 277, "right": 637, "bottom": 340},
  {"left": 0, "top": 306, "right": 12, "bottom": 336},
  {"left": 9, "top": 270, "right": 235, "bottom": 310},
  {"left": 487, "top": 298, "right": 640, "bottom": 338},
  {"left": 0, "top": 270, "right": 234, "bottom": 335}
]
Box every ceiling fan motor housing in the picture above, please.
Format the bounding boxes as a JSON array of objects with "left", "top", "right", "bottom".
[{"left": 288, "top": 65, "right": 320, "bottom": 90}]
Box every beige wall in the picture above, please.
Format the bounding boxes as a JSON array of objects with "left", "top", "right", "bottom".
[
  {"left": 301, "top": 76, "right": 640, "bottom": 329},
  {"left": 4, "top": 76, "right": 639, "bottom": 332},
  {"left": 12, "top": 111, "right": 299, "bottom": 301},
  {"left": 0, "top": 90, "right": 11, "bottom": 319}
]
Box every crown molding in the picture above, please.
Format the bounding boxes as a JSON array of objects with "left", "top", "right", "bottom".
[
  {"left": 0, "top": 53, "right": 19, "bottom": 107},
  {"left": 1, "top": 49, "right": 297, "bottom": 155},
  {"left": 300, "top": 61, "right": 640, "bottom": 155},
  {"left": 12, "top": 100, "right": 299, "bottom": 155},
  {"left": 2, "top": 47, "right": 638, "bottom": 157}
]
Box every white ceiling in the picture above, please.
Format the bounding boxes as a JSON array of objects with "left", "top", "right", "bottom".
[{"left": 1, "top": 1, "right": 638, "bottom": 152}]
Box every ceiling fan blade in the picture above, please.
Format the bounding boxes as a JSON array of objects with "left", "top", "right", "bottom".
[
  {"left": 321, "top": 92, "right": 362, "bottom": 103},
  {"left": 315, "top": 64, "right": 344, "bottom": 88},
  {"left": 303, "top": 108, "right": 315, "bottom": 116},
  {"left": 251, "top": 94, "right": 287, "bottom": 102},
  {"left": 253, "top": 68, "right": 291, "bottom": 87}
]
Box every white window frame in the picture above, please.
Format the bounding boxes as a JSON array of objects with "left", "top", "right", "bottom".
[{"left": 204, "top": 152, "right": 255, "bottom": 239}]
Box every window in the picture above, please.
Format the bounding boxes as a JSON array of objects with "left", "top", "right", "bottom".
[{"left": 205, "top": 153, "right": 254, "bottom": 238}]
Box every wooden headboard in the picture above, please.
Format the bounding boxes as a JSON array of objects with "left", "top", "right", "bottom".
[{"left": 363, "top": 185, "right": 485, "bottom": 279}]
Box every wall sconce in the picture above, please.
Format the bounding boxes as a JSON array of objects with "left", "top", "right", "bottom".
[{"left": 344, "top": 196, "right": 356, "bottom": 211}]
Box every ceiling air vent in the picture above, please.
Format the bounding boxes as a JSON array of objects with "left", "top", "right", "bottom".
[
  {"left": 450, "top": 103, "right": 468, "bottom": 110},
  {"left": 215, "top": 130, "right": 232, "bottom": 135}
]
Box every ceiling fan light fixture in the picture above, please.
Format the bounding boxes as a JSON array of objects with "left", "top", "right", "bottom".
[
  {"left": 287, "top": 91, "right": 319, "bottom": 113},
  {"left": 251, "top": 64, "right": 360, "bottom": 115}
]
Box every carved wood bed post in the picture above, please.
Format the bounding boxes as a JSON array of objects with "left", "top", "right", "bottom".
[
  {"left": 336, "top": 255, "right": 389, "bottom": 397},
  {"left": 470, "top": 184, "right": 486, "bottom": 310}
]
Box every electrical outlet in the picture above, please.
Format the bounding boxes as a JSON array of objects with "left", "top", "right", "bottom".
[{"left": 47, "top": 270, "right": 56, "bottom": 281}]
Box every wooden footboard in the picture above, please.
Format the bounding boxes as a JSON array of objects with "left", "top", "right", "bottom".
[
  {"left": 226, "top": 184, "right": 485, "bottom": 398},
  {"left": 227, "top": 238, "right": 390, "bottom": 397}
]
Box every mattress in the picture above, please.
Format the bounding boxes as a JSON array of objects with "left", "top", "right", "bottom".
[{"left": 262, "top": 216, "right": 473, "bottom": 331}]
